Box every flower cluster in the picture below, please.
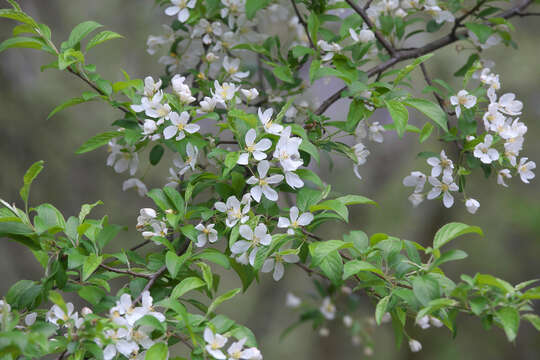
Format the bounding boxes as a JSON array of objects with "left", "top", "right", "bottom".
[
  {"left": 203, "top": 327, "right": 262, "bottom": 360},
  {"left": 403, "top": 65, "right": 535, "bottom": 213}
]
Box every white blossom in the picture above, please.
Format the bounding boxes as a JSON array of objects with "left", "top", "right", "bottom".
[
  {"left": 241, "top": 88, "right": 259, "bottom": 102},
  {"left": 320, "top": 297, "right": 336, "bottom": 320},
  {"left": 465, "top": 198, "right": 480, "bottom": 214},
  {"left": 403, "top": 171, "right": 426, "bottom": 193},
  {"left": 165, "top": 0, "right": 197, "bottom": 22},
  {"left": 123, "top": 178, "right": 148, "bottom": 197},
  {"left": 450, "top": 90, "right": 476, "bottom": 118},
  {"left": 215, "top": 194, "right": 251, "bottom": 227},
  {"left": 195, "top": 223, "right": 218, "bottom": 247},
  {"left": 204, "top": 327, "right": 228, "bottom": 359},
  {"left": 246, "top": 160, "right": 284, "bottom": 202},
  {"left": 409, "top": 339, "right": 422, "bottom": 352},
  {"left": 517, "top": 157, "right": 535, "bottom": 183},
  {"left": 231, "top": 223, "right": 272, "bottom": 266},
  {"left": 427, "top": 176, "right": 458, "bottom": 208},
  {"left": 259, "top": 107, "right": 283, "bottom": 135},
  {"left": 237, "top": 129, "right": 272, "bottom": 165},
  {"left": 285, "top": 292, "right": 301, "bottom": 308},
  {"left": 349, "top": 28, "right": 375, "bottom": 43},
  {"left": 163, "top": 111, "right": 200, "bottom": 141},
  {"left": 277, "top": 206, "right": 313, "bottom": 235},
  {"left": 497, "top": 169, "right": 512, "bottom": 187},
  {"left": 261, "top": 247, "right": 299, "bottom": 281},
  {"left": 473, "top": 134, "right": 499, "bottom": 164},
  {"left": 427, "top": 150, "right": 454, "bottom": 178},
  {"left": 223, "top": 56, "right": 250, "bottom": 82}
]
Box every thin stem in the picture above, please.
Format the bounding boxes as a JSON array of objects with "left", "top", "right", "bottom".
[
  {"left": 98, "top": 264, "right": 153, "bottom": 279},
  {"left": 290, "top": 0, "right": 315, "bottom": 48}
]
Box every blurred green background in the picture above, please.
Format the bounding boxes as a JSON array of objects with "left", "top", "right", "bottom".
[{"left": 1, "top": 1, "right": 539, "bottom": 359}]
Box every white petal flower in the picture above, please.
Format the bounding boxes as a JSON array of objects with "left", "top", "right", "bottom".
[
  {"left": 497, "top": 169, "right": 512, "bottom": 187},
  {"left": 465, "top": 198, "right": 480, "bottom": 214},
  {"left": 204, "top": 327, "right": 228, "bottom": 359},
  {"left": 277, "top": 206, "right": 313, "bottom": 235},
  {"left": 409, "top": 339, "right": 422, "bottom": 352},
  {"left": 473, "top": 135, "right": 499, "bottom": 164},
  {"left": 246, "top": 160, "right": 283, "bottom": 202},
  {"left": 517, "top": 157, "right": 535, "bottom": 183},
  {"left": 285, "top": 292, "right": 301, "bottom": 308},
  {"left": 319, "top": 297, "right": 336, "bottom": 320},
  {"left": 403, "top": 171, "right": 426, "bottom": 193},
  {"left": 123, "top": 178, "right": 148, "bottom": 197},
  {"left": 237, "top": 129, "right": 272, "bottom": 165},
  {"left": 450, "top": 90, "right": 476, "bottom": 118},
  {"left": 258, "top": 107, "right": 283, "bottom": 135},
  {"left": 195, "top": 223, "right": 218, "bottom": 247},
  {"left": 427, "top": 176, "right": 458, "bottom": 208}
]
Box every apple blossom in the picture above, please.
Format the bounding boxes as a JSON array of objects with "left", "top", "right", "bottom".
[{"left": 246, "top": 160, "right": 284, "bottom": 202}]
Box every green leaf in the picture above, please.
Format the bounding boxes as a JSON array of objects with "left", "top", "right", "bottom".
[
  {"left": 393, "top": 53, "right": 434, "bottom": 86},
  {"left": 419, "top": 122, "right": 434, "bottom": 143},
  {"left": 86, "top": 30, "right": 123, "bottom": 51},
  {"left": 66, "top": 21, "right": 102, "bottom": 49},
  {"left": 47, "top": 97, "right": 90, "bottom": 120},
  {"left": 310, "top": 200, "right": 349, "bottom": 222},
  {"left": 197, "top": 261, "right": 214, "bottom": 291},
  {"left": 75, "top": 131, "right": 120, "bottom": 154},
  {"left": 273, "top": 65, "right": 295, "bottom": 84},
  {"left": 343, "top": 260, "right": 383, "bottom": 279},
  {"left": 245, "top": 0, "right": 270, "bottom": 19},
  {"left": 145, "top": 343, "right": 168, "bottom": 360},
  {"left": 430, "top": 249, "right": 468, "bottom": 269},
  {"left": 412, "top": 275, "right": 440, "bottom": 306},
  {"left": 496, "top": 307, "right": 520, "bottom": 342},
  {"left": 375, "top": 296, "right": 391, "bottom": 325},
  {"left": 318, "top": 250, "right": 343, "bottom": 285},
  {"left": 163, "top": 187, "right": 185, "bottom": 215},
  {"left": 291, "top": 45, "right": 314, "bottom": 58},
  {"left": 82, "top": 254, "right": 102, "bottom": 281},
  {"left": 522, "top": 287, "right": 540, "bottom": 300},
  {"left": 19, "top": 160, "right": 44, "bottom": 207},
  {"left": 171, "top": 277, "right": 205, "bottom": 299},
  {"left": 0, "top": 9, "right": 37, "bottom": 26},
  {"left": 207, "top": 288, "right": 241, "bottom": 314},
  {"left": 433, "top": 222, "right": 483, "bottom": 250},
  {"left": 309, "top": 240, "right": 350, "bottom": 267},
  {"left": 191, "top": 249, "right": 231, "bottom": 269},
  {"left": 0, "top": 36, "right": 45, "bottom": 53},
  {"left": 166, "top": 251, "right": 187, "bottom": 278},
  {"left": 335, "top": 194, "right": 377, "bottom": 206},
  {"left": 135, "top": 314, "right": 166, "bottom": 334},
  {"left": 403, "top": 98, "right": 448, "bottom": 132},
  {"left": 78, "top": 200, "right": 103, "bottom": 223},
  {"left": 307, "top": 12, "right": 320, "bottom": 44},
  {"left": 523, "top": 314, "right": 540, "bottom": 332},
  {"left": 149, "top": 145, "right": 164, "bottom": 165},
  {"left": 465, "top": 23, "right": 494, "bottom": 44}
]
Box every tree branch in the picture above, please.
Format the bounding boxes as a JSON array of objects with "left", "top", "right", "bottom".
[
  {"left": 290, "top": 0, "right": 315, "bottom": 48},
  {"left": 344, "top": 0, "right": 396, "bottom": 56},
  {"left": 314, "top": 0, "right": 533, "bottom": 116},
  {"left": 134, "top": 238, "right": 191, "bottom": 304},
  {"left": 98, "top": 264, "right": 153, "bottom": 279}
]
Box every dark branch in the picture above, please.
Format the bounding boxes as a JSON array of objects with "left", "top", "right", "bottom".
[
  {"left": 344, "top": 0, "right": 396, "bottom": 56},
  {"left": 290, "top": 0, "right": 315, "bottom": 48},
  {"left": 314, "top": 0, "right": 533, "bottom": 116}
]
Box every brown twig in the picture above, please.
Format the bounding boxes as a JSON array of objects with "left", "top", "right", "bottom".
[
  {"left": 98, "top": 264, "right": 153, "bottom": 279},
  {"left": 66, "top": 67, "right": 135, "bottom": 119},
  {"left": 130, "top": 239, "right": 151, "bottom": 251},
  {"left": 419, "top": 62, "right": 453, "bottom": 116},
  {"left": 290, "top": 0, "right": 315, "bottom": 48},
  {"left": 134, "top": 238, "right": 191, "bottom": 304}
]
